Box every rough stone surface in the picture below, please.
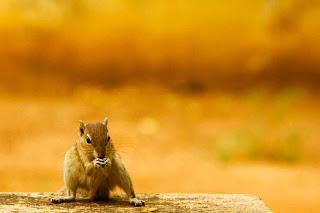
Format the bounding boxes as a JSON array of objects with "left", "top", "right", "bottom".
[{"left": 0, "top": 193, "right": 272, "bottom": 212}]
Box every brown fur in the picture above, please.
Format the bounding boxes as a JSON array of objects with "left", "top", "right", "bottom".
[{"left": 51, "top": 117, "right": 145, "bottom": 206}]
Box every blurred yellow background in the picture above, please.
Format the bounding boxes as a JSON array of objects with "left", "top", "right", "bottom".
[{"left": 0, "top": 0, "right": 320, "bottom": 212}]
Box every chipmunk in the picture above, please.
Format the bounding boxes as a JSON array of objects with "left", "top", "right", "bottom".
[{"left": 51, "top": 117, "right": 145, "bottom": 207}]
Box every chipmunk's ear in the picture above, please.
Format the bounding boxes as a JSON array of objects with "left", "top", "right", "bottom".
[
  {"left": 79, "top": 120, "right": 85, "bottom": 136},
  {"left": 102, "top": 117, "right": 108, "bottom": 126}
]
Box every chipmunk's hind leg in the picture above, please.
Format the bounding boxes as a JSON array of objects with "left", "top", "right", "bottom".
[
  {"left": 109, "top": 155, "right": 145, "bottom": 207},
  {"left": 51, "top": 189, "right": 77, "bottom": 204}
]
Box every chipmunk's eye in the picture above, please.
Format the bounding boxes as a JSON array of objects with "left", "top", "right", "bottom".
[
  {"left": 107, "top": 135, "right": 111, "bottom": 142},
  {"left": 86, "top": 136, "right": 91, "bottom": 144}
]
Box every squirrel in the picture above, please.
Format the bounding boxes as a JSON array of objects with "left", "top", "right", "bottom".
[{"left": 51, "top": 117, "right": 145, "bottom": 207}]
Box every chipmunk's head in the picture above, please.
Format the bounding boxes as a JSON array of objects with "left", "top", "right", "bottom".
[{"left": 78, "top": 117, "right": 114, "bottom": 164}]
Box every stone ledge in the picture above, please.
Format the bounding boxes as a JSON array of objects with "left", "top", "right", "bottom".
[{"left": 0, "top": 193, "right": 272, "bottom": 212}]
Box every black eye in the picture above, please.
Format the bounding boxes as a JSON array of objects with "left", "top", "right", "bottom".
[
  {"left": 107, "top": 135, "right": 111, "bottom": 142},
  {"left": 86, "top": 137, "right": 91, "bottom": 144}
]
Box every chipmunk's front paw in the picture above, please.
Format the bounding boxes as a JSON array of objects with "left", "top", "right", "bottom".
[
  {"left": 129, "top": 198, "right": 145, "bottom": 207},
  {"left": 93, "top": 158, "right": 110, "bottom": 168}
]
